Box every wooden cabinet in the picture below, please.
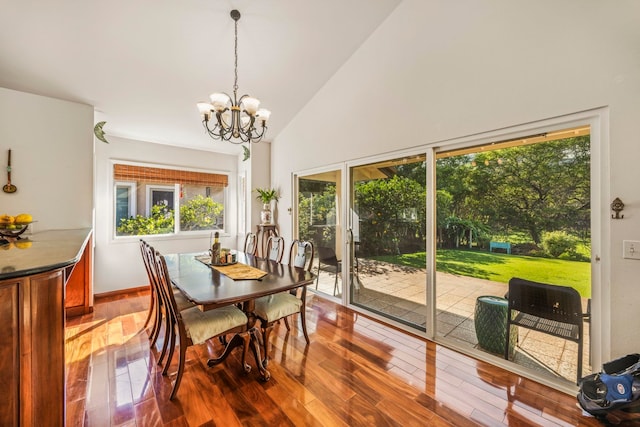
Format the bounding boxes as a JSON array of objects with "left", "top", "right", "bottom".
[
  {"left": 65, "top": 232, "right": 93, "bottom": 317},
  {"left": 0, "top": 279, "right": 20, "bottom": 426},
  {"left": 0, "top": 270, "right": 65, "bottom": 427}
]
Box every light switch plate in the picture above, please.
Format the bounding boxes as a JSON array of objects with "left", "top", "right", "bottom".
[{"left": 622, "top": 240, "right": 640, "bottom": 260}]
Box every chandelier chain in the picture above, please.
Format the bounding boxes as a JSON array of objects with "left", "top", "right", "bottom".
[{"left": 233, "top": 16, "right": 239, "bottom": 93}]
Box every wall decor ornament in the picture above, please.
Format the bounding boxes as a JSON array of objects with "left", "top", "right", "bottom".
[{"left": 94, "top": 121, "right": 109, "bottom": 143}]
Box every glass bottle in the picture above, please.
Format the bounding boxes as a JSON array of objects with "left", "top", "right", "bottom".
[{"left": 211, "top": 232, "right": 220, "bottom": 265}]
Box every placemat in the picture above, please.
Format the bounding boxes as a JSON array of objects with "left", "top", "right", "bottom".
[{"left": 195, "top": 255, "right": 267, "bottom": 280}]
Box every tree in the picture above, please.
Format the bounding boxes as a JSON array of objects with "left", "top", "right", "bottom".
[
  {"left": 467, "top": 137, "right": 590, "bottom": 244},
  {"left": 356, "top": 175, "right": 425, "bottom": 255}
]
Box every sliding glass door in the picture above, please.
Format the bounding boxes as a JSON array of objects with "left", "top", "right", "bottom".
[
  {"left": 292, "top": 115, "right": 598, "bottom": 388},
  {"left": 347, "top": 154, "right": 428, "bottom": 331},
  {"left": 295, "top": 168, "right": 343, "bottom": 298}
]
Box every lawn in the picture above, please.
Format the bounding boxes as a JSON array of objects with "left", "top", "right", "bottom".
[{"left": 370, "top": 249, "right": 591, "bottom": 298}]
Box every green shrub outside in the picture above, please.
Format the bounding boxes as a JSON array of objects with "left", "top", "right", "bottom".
[
  {"left": 117, "top": 204, "right": 174, "bottom": 235},
  {"left": 117, "top": 196, "right": 223, "bottom": 236},
  {"left": 541, "top": 230, "right": 578, "bottom": 258},
  {"left": 180, "top": 195, "right": 223, "bottom": 231}
]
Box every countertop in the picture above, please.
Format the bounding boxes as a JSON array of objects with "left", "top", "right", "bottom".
[{"left": 0, "top": 228, "right": 93, "bottom": 280}]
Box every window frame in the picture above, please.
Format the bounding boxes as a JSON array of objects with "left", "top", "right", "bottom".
[{"left": 111, "top": 160, "right": 229, "bottom": 240}]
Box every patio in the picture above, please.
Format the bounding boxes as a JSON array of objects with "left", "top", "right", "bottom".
[{"left": 313, "top": 258, "right": 591, "bottom": 385}]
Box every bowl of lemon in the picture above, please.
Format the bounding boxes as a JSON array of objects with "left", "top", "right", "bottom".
[{"left": 0, "top": 213, "right": 33, "bottom": 238}]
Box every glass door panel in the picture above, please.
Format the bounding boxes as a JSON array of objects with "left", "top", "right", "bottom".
[
  {"left": 348, "top": 154, "right": 428, "bottom": 331},
  {"left": 434, "top": 126, "right": 592, "bottom": 384},
  {"left": 296, "top": 169, "right": 343, "bottom": 298}
]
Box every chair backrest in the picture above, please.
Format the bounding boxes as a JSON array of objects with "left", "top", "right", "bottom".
[
  {"left": 140, "top": 240, "right": 161, "bottom": 295},
  {"left": 507, "top": 277, "right": 583, "bottom": 326},
  {"left": 244, "top": 232, "right": 258, "bottom": 255},
  {"left": 317, "top": 246, "right": 339, "bottom": 265},
  {"left": 153, "top": 251, "right": 183, "bottom": 333},
  {"left": 266, "top": 236, "right": 285, "bottom": 262},
  {"left": 139, "top": 239, "right": 153, "bottom": 279},
  {"left": 289, "top": 240, "right": 314, "bottom": 272}
]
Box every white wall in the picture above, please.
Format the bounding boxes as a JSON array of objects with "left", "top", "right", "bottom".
[
  {"left": 0, "top": 87, "right": 93, "bottom": 231},
  {"left": 94, "top": 135, "right": 239, "bottom": 294},
  {"left": 271, "top": 0, "right": 640, "bottom": 360}
]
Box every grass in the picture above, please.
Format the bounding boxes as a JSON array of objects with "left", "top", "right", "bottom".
[{"left": 371, "top": 249, "right": 591, "bottom": 298}]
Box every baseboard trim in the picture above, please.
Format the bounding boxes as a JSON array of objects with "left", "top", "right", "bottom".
[{"left": 94, "top": 285, "right": 150, "bottom": 301}]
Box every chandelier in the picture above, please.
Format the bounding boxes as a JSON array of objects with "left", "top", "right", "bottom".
[{"left": 197, "top": 10, "right": 271, "bottom": 144}]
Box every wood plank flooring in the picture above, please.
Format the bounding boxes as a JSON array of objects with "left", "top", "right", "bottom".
[{"left": 65, "top": 291, "right": 636, "bottom": 426}]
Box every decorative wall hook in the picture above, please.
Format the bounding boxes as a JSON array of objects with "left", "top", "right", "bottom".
[{"left": 611, "top": 197, "right": 625, "bottom": 219}]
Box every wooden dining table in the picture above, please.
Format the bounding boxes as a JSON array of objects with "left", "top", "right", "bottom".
[{"left": 163, "top": 251, "right": 315, "bottom": 381}]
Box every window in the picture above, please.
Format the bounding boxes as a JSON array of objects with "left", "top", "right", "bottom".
[
  {"left": 113, "top": 163, "right": 228, "bottom": 237},
  {"left": 115, "top": 182, "right": 136, "bottom": 227}
]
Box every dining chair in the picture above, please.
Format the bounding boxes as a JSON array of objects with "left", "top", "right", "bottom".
[
  {"left": 153, "top": 251, "right": 250, "bottom": 400},
  {"left": 139, "top": 240, "right": 161, "bottom": 342},
  {"left": 265, "top": 235, "right": 285, "bottom": 262},
  {"left": 244, "top": 232, "right": 258, "bottom": 255},
  {"left": 254, "top": 240, "right": 314, "bottom": 365},
  {"left": 289, "top": 240, "right": 315, "bottom": 272},
  {"left": 140, "top": 240, "right": 195, "bottom": 367},
  {"left": 316, "top": 246, "right": 341, "bottom": 296}
]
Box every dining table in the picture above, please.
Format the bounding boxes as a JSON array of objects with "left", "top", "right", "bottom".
[{"left": 163, "top": 250, "right": 315, "bottom": 381}]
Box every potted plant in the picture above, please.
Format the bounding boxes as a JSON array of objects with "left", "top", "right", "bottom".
[{"left": 255, "top": 188, "right": 279, "bottom": 224}]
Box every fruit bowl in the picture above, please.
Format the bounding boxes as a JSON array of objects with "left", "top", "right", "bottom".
[{"left": 0, "top": 222, "right": 32, "bottom": 238}]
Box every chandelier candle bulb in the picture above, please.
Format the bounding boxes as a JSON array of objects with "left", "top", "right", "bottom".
[
  {"left": 256, "top": 109, "right": 271, "bottom": 122},
  {"left": 242, "top": 97, "right": 260, "bottom": 115},
  {"left": 209, "top": 93, "right": 230, "bottom": 111}
]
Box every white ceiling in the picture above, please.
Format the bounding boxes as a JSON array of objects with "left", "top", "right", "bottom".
[{"left": 0, "top": 0, "right": 401, "bottom": 155}]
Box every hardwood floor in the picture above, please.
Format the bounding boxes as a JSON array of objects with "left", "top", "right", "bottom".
[{"left": 65, "top": 291, "right": 635, "bottom": 426}]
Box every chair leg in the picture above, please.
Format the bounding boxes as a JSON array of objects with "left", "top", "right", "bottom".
[
  {"left": 333, "top": 268, "right": 339, "bottom": 296},
  {"left": 162, "top": 322, "right": 177, "bottom": 375},
  {"left": 149, "top": 301, "right": 160, "bottom": 345},
  {"left": 169, "top": 334, "right": 187, "bottom": 400},
  {"left": 283, "top": 317, "right": 291, "bottom": 331},
  {"left": 149, "top": 297, "right": 163, "bottom": 346},
  {"left": 300, "top": 306, "right": 310, "bottom": 344},
  {"left": 142, "top": 288, "right": 155, "bottom": 330},
  {"left": 158, "top": 308, "right": 173, "bottom": 368},
  {"left": 262, "top": 323, "right": 274, "bottom": 366}
]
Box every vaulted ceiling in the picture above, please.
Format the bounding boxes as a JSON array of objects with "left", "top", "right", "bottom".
[{"left": 0, "top": 0, "right": 401, "bottom": 155}]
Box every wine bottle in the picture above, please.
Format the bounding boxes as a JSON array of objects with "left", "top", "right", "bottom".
[{"left": 211, "top": 232, "right": 221, "bottom": 265}]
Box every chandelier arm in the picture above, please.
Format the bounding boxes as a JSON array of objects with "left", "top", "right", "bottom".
[{"left": 216, "top": 109, "right": 231, "bottom": 129}]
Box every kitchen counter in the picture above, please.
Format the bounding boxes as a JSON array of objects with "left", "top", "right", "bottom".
[
  {"left": 0, "top": 227, "right": 93, "bottom": 426},
  {"left": 0, "top": 228, "right": 92, "bottom": 280}
]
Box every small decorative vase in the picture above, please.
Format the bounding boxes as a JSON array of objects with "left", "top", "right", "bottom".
[{"left": 260, "top": 203, "right": 272, "bottom": 224}]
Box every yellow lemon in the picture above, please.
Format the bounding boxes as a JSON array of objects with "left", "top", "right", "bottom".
[{"left": 15, "top": 213, "right": 32, "bottom": 223}]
